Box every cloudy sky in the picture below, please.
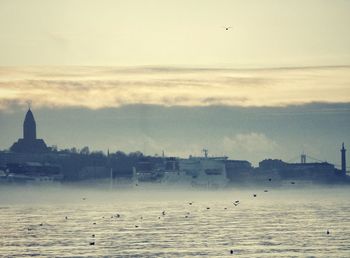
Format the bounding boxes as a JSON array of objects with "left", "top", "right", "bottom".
[{"left": 0, "top": 0, "right": 349, "bottom": 166}]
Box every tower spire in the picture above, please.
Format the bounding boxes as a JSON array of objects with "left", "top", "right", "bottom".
[
  {"left": 26, "top": 100, "right": 32, "bottom": 110},
  {"left": 23, "top": 108, "right": 36, "bottom": 141}
]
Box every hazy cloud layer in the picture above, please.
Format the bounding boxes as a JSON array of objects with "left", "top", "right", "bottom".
[
  {"left": 223, "top": 133, "right": 278, "bottom": 153},
  {"left": 0, "top": 66, "right": 349, "bottom": 110}
]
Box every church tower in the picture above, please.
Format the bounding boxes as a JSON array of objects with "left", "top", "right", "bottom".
[
  {"left": 10, "top": 108, "right": 48, "bottom": 153},
  {"left": 23, "top": 108, "right": 36, "bottom": 141}
]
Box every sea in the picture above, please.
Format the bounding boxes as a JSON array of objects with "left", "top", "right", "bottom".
[{"left": 0, "top": 185, "right": 349, "bottom": 257}]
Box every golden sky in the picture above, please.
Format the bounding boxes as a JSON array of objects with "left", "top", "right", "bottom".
[
  {"left": 0, "top": 0, "right": 349, "bottom": 110},
  {"left": 0, "top": 66, "right": 349, "bottom": 110}
]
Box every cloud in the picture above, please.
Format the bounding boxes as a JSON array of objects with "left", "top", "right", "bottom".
[
  {"left": 222, "top": 132, "right": 281, "bottom": 166},
  {"left": 223, "top": 133, "right": 278, "bottom": 153},
  {"left": 0, "top": 65, "right": 349, "bottom": 110}
]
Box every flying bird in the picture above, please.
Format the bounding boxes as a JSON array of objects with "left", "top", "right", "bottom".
[{"left": 223, "top": 26, "right": 232, "bottom": 31}]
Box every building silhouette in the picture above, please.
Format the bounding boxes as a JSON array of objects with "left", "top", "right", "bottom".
[{"left": 10, "top": 108, "right": 48, "bottom": 153}]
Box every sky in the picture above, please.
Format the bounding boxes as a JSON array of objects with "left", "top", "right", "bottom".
[
  {"left": 1, "top": 0, "right": 350, "bottom": 67},
  {"left": 0, "top": 0, "right": 349, "bottom": 166}
]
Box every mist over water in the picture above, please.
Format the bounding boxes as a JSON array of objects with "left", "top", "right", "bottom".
[{"left": 0, "top": 185, "right": 349, "bottom": 257}]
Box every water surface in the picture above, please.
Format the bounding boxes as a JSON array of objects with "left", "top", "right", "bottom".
[{"left": 0, "top": 186, "right": 349, "bottom": 257}]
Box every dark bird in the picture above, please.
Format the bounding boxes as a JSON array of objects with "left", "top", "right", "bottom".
[
  {"left": 268, "top": 178, "right": 272, "bottom": 181},
  {"left": 135, "top": 225, "right": 139, "bottom": 228},
  {"left": 92, "top": 234, "right": 95, "bottom": 238},
  {"left": 223, "top": 26, "right": 232, "bottom": 31},
  {"left": 93, "top": 223, "right": 96, "bottom": 225},
  {"left": 89, "top": 242, "right": 95, "bottom": 245},
  {"left": 234, "top": 200, "right": 239, "bottom": 203},
  {"left": 224, "top": 207, "right": 227, "bottom": 210},
  {"left": 230, "top": 249, "right": 234, "bottom": 254},
  {"left": 291, "top": 182, "right": 295, "bottom": 184},
  {"left": 253, "top": 194, "right": 257, "bottom": 197},
  {"left": 39, "top": 223, "right": 43, "bottom": 226},
  {"left": 162, "top": 211, "right": 166, "bottom": 216},
  {"left": 206, "top": 207, "right": 210, "bottom": 210},
  {"left": 234, "top": 203, "right": 239, "bottom": 206},
  {"left": 327, "top": 230, "right": 330, "bottom": 235},
  {"left": 189, "top": 202, "right": 193, "bottom": 205},
  {"left": 185, "top": 215, "right": 189, "bottom": 218},
  {"left": 264, "top": 190, "right": 268, "bottom": 192},
  {"left": 65, "top": 216, "right": 68, "bottom": 220}
]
